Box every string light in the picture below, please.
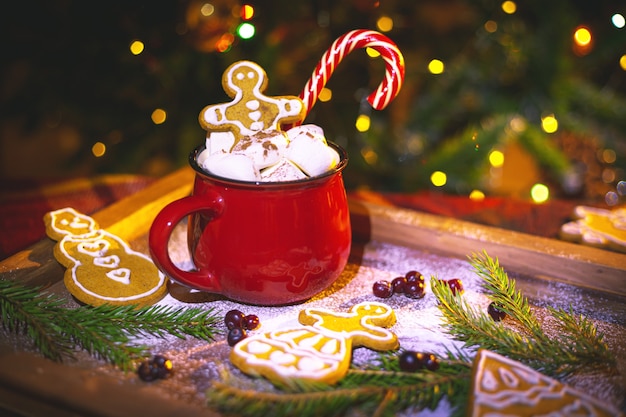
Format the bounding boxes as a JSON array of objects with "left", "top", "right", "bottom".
[
  {"left": 237, "top": 22, "right": 255, "bottom": 39},
  {"left": 488, "top": 150, "right": 505, "bottom": 167},
  {"left": 428, "top": 59, "right": 445, "bottom": 74},
  {"left": 611, "top": 13, "right": 625, "bottom": 29},
  {"left": 541, "top": 114, "right": 558, "bottom": 133},
  {"left": 129, "top": 40, "right": 144, "bottom": 55},
  {"left": 318, "top": 87, "right": 332, "bottom": 102},
  {"left": 484, "top": 20, "right": 498, "bottom": 33},
  {"left": 430, "top": 171, "right": 447, "bottom": 187},
  {"left": 92, "top": 142, "right": 106, "bottom": 157},
  {"left": 361, "top": 147, "right": 378, "bottom": 165},
  {"left": 366, "top": 47, "right": 381, "bottom": 58},
  {"left": 573, "top": 25, "right": 593, "bottom": 55},
  {"left": 530, "top": 183, "right": 549, "bottom": 203},
  {"left": 620, "top": 55, "right": 626, "bottom": 71},
  {"left": 501, "top": 1, "right": 517, "bottom": 14},
  {"left": 355, "top": 114, "right": 371, "bottom": 132},
  {"left": 469, "top": 190, "right": 485, "bottom": 201},
  {"left": 376, "top": 16, "right": 393, "bottom": 32},
  {"left": 241, "top": 4, "right": 254, "bottom": 20},
  {"left": 151, "top": 108, "right": 167, "bottom": 124}
]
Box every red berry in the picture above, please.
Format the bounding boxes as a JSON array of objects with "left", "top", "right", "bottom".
[
  {"left": 225, "top": 309, "right": 245, "bottom": 329},
  {"left": 373, "top": 280, "right": 393, "bottom": 298},
  {"left": 227, "top": 327, "right": 247, "bottom": 346},
  {"left": 405, "top": 270, "right": 424, "bottom": 284},
  {"left": 243, "top": 314, "right": 260, "bottom": 330},
  {"left": 488, "top": 302, "right": 507, "bottom": 321},
  {"left": 405, "top": 281, "right": 425, "bottom": 299},
  {"left": 391, "top": 276, "right": 407, "bottom": 294},
  {"left": 446, "top": 278, "right": 464, "bottom": 295}
]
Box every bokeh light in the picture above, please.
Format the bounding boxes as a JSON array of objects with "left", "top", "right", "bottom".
[
  {"left": 151, "top": 108, "right": 167, "bottom": 124},
  {"left": 611, "top": 13, "right": 625, "bottom": 29},
  {"left": 484, "top": 20, "right": 498, "bottom": 33},
  {"left": 428, "top": 59, "right": 445, "bottom": 74},
  {"left": 376, "top": 16, "right": 394, "bottom": 32},
  {"left": 541, "top": 115, "right": 558, "bottom": 133},
  {"left": 237, "top": 22, "right": 255, "bottom": 39},
  {"left": 573, "top": 25, "right": 593, "bottom": 55},
  {"left": 241, "top": 4, "right": 254, "bottom": 20},
  {"left": 620, "top": 55, "right": 626, "bottom": 71},
  {"left": 355, "top": 114, "right": 371, "bottom": 132},
  {"left": 366, "top": 47, "right": 381, "bottom": 58},
  {"left": 92, "top": 142, "right": 106, "bottom": 157},
  {"left": 489, "top": 150, "right": 505, "bottom": 167},
  {"left": 129, "top": 40, "right": 144, "bottom": 55},
  {"left": 469, "top": 190, "right": 485, "bottom": 201},
  {"left": 319, "top": 87, "right": 332, "bottom": 102},
  {"left": 430, "top": 171, "right": 447, "bottom": 187},
  {"left": 530, "top": 183, "right": 549, "bottom": 203},
  {"left": 501, "top": 1, "right": 517, "bottom": 14}
]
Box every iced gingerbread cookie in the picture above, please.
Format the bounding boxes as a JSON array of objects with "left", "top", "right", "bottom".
[
  {"left": 199, "top": 60, "right": 306, "bottom": 151},
  {"left": 559, "top": 205, "right": 626, "bottom": 253},
  {"left": 230, "top": 301, "right": 398, "bottom": 385},
  {"left": 468, "top": 349, "right": 622, "bottom": 417},
  {"left": 44, "top": 207, "right": 167, "bottom": 307}
]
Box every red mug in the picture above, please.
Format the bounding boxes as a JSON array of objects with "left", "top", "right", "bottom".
[{"left": 149, "top": 142, "right": 351, "bottom": 306}]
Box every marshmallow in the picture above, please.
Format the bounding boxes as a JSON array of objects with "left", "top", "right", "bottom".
[
  {"left": 202, "top": 152, "right": 260, "bottom": 182},
  {"left": 206, "top": 131, "right": 236, "bottom": 154},
  {"left": 261, "top": 158, "right": 308, "bottom": 182},
  {"left": 231, "top": 130, "right": 288, "bottom": 170},
  {"left": 285, "top": 127, "right": 340, "bottom": 177}
]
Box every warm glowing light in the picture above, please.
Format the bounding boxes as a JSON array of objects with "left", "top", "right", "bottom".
[
  {"left": 151, "top": 108, "right": 167, "bottom": 124},
  {"left": 574, "top": 27, "right": 592, "bottom": 46},
  {"left": 541, "top": 115, "right": 558, "bottom": 133},
  {"left": 430, "top": 171, "right": 447, "bottom": 187},
  {"left": 469, "top": 190, "right": 485, "bottom": 201},
  {"left": 366, "top": 47, "right": 381, "bottom": 58},
  {"left": 200, "top": 3, "right": 215, "bottom": 16},
  {"left": 501, "top": 1, "right": 517, "bottom": 14},
  {"left": 355, "top": 114, "right": 371, "bottom": 132},
  {"left": 612, "top": 14, "right": 625, "bottom": 29},
  {"left": 376, "top": 16, "right": 394, "bottom": 32},
  {"left": 237, "top": 22, "right": 255, "bottom": 39},
  {"left": 361, "top": 147, "right": 378, "bottom": 165},
  {"left": 530, "top": 183, "right": 549, "bottom": 203},
  {"left": 129, "top": 40, "right": 144, "bottom": 55},
  {"left": 489, "top": 150, "right": 505, "bottom": 167},
  {"left": 509, "top": 116, "right": 526, "bottom": 132},
  {"left": 216, "top": 33, "right": 235, "bottom": 52},
  {"left": 92, "top": 142, "right": 106, "bottom": 157},
  {"left": 601, "top": 148, "right": 617, "bottom": 164},
  {"left": 602, "top": 168, "right": 616, "bottom": 183},
  {"left": 484, "top": 20, "right": 498, "bottom": 33},
  {"left": 241, "top": 4, "right": 254, "bottom": 20},
  {"left": 428, "top": 59, "right": 445, "bottom": 74},
  {"left": 319, "top": 87, "right": 332, "bottom": 102},
  {"left": 617, "top": 180, "right": 626, "bottom": 196},
  {"left": 620, "top": 55, "right": 626, "bottom": 71}
]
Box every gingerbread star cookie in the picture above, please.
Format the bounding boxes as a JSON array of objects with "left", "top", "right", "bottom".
[
  {"left": 230, "top": 301, "right": 398, "bottom": 385},
  {"left": 198, "top": 60, "right": 306, "bottom": 149},
  {"left": 44, "top": 207, "right": 167, "bottom": 307},
  {"left": 560, "top": 205, "right": 626, "bottom": 253},
  {"left": 468, "top": 349, "right": 623, "bottom": 417}
]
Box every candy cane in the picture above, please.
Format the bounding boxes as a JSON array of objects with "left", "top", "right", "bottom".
[{"left": 299, "top": 29, "right": 405, "bottom": 119}]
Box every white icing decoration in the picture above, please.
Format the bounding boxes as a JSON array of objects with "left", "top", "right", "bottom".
[
  {"left": 482, "top": 369, "right": 498, "bottom": 392},
  {"left": 298, "top": 333, "right": 325, "bottom": 349},
  {"left": 297, "top": 356, "right": 326, "bottom": 372},
  {"left": 499, "top": 367, "right": 519, "bottom": 388},
  {"left": 247, "top": 340, "right": 272, "bottom": 354},
  {"left": 93, "top": 255, "right": 121, "bottom": 268},
  {"left": 77, "top": 239, "right": 110, "bottom": 257},
  {"left": 106, "top": 268, "right": 131, "bottom": 285},
  {"left": 320, "top": 339, "right": 339, "bottom": 355},
  {"left": 270, "top": 351, "right": 297, "bottom": 365}
]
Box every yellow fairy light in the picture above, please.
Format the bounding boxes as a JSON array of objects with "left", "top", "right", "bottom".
[
  {"left": 620, "top": 54, "right": 626, "bottom": 71},
  {"left": 541, "top": 115, "right": 558, "bottom": 133},
  {"left": 319, "top": 87, "right": 332, "bottom": 102},
  {"left": 489, "top": 150, "right": 505, "bottom": 167},
  {"left": 129, "top": 40, "right": 144, "bottom": 55},
  {"left": 200, "top": 3, "right": 215, "bottom": 16},
  {"left": 151, "top": 108, "right": 167, "bottom": 124},
  {"left": 501, "top": 1, "right": 517, "bottom": 14},
  {"left": 428, "top": 59, "right": 445, "bottom": 74},
  {"left": 469, "top": 190, "right": 485, "bottom": 201},
  {"left": 366, "top": 47, "right": 381, "bottom": 58},
  {"left": 430, "top": 171, "right": 447, "bottom": 187},
  {"left": 484, "top": 20, "right": 498, "bottom": 33},
  {"left": 355, "top": 114, "right": 371, "bottom": 132},
  {"left": 530, "top": 183, "right": 549, "bottom": 203},
  {"left": 92, "top": 142, "right": 106, "bottom": 157},
  {"left": 376, "top": 16, "right": 393, "bottom": 32},
  {"left": 573, "top": 27, "right": 592, "bottom": 46},
  {"left": 361, "top": 147, "right": 378, "bottom": 165},
  {"left": 241, "top": 4, "right": 254, "bottom": 20}
]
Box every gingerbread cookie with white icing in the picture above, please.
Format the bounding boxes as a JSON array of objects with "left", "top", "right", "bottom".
[
  {"left": 230, "top": 301, "right": 398, "bottom": 385},
  {"left": 44, "top": 207, "right": 167, "bottom": 307},
  {"left": 468, "top": 349, "right": 622, "bottom": 417},
  {"left": 199, "top": 60, "right": 306, "bottom": 151},
  {"left": 560, "top": 205, "right": 626, "bottom": 253}
]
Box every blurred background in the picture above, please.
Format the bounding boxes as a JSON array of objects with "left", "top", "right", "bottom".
[{"left": 1, "top": 0, "right": 625, "bottom": 204}]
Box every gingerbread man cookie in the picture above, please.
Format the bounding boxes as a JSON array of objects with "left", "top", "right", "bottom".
[
  {"left": 468, "top": 349, "right": 622, "bottom": 417},
  {"left": 559, "top": 205, "right": 626, "bottom": 253},
  {"left": 230, "top": 301, "right": 398, "bottom": 385},
  {"left": 198, "top": 60, "right": 306, "bottom": 148},
  {"left": 44, "top": 207, "right": 167, "bottom": 307}
]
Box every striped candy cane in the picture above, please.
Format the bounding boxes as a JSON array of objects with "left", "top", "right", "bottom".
[{"left": 299, "top": 29, "right": 405, "bottom": 120}]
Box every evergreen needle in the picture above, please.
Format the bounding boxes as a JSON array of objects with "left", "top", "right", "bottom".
[{"left": 0, "top": 279, "right": 222, "bottom": 370}]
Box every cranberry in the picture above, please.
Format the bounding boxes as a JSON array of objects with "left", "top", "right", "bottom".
[
  {"left": 399, "top": 351, "right": 439, "bottom": 372},
  {"left": 391, "top": 276, "right": 407, "bottom": 294},
  {"left": 243, "top": 314, "right": 260, "bottom": 330},
  {"left": 227, "top": 327, "right": 247, "bottom": 346},
  {"left": 405, "top": 281, "right": 426, "bottom": 299},
  {"left": 137, "top": 355, "right": 173, "bottom": 381},
  {"left": 488, "top": 302, "right": 507, "bottom": 321},
  {"left": 446, "top": 278, "right": 464, "bottom": 295},
  {"left": 405, "top": 270, "right": 424, "bottom": 284},
  {"left": 373, "top": 280, "right": 393, "bottom": 298},
  {"left": 225, "top": 309, "right": 245, "bottom": 330}
]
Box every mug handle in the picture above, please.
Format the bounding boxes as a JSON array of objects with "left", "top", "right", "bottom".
[{"left": 149, "top": 192, "right": 225, "bottom": 293}]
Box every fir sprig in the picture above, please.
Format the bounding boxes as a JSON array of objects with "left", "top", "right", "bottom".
[
  {"left": 0, "top": 279, "right": 221, "bottom": 370},
  {"left": 207, "top": 352, "right": 472, "bottom": 417},
  {"left": 432, "top": 250, "right": 615, "bottom": 376}
]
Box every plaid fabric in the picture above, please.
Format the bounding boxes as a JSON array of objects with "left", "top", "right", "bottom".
[
  {"left": 1, "top": 174, "right": 584, "bottom": 260},
  {"left": 0, "top": 175, "right": 155, "bottom": 259}
]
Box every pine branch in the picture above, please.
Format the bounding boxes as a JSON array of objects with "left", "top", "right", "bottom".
[
  {"left": 432, "top": 251, "right": 616, "bottom": 376},
  {"left": 0, "top": 279, "right": 221, "bottom": 370}
]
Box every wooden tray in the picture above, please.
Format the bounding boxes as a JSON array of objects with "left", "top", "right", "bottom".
[{"left": 1, "top": 166, "right": 625, "bottom": 416}]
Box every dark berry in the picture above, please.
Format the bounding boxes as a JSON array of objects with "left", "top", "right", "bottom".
[
  {"left": 399, "top": 351, "right": 421, "bottom": 372},
  {"left": 488, "top": 302, "right": 507, "bottom": 321},
  {"left": 405, "top": 270, "right": 424, "bottom": 284},
  {"left": 225, "top": 309, "right": 245, "bottom": 329},
  {"left": 423, "top": 353, "right": 440, "bottom": 371},
  {"left": 243, "top": 314, "right": 260, "bottom": 330},
  {"left": 391, "top": 276, "right": 407, "bottom": 294},
  {"left": 405, "top": 281, "right": 426, "bottom": 299},
  {"left": 137, "top": 355, "right": 173, "bottom": 381},
  {"left": 227, "top": 327, "right": 247, "bottom": 346},
  {"left": 151, "top": 355, "right": 173, "bottom": 379},
  {"left": 372, "top": 280, "right": 393, "bottom": 298},
  {"left": 137, "top": 360, "right": 158, "bottom": 381},
  {"left": 446, "top": 278, "right": 464, "bottom": 295}
]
